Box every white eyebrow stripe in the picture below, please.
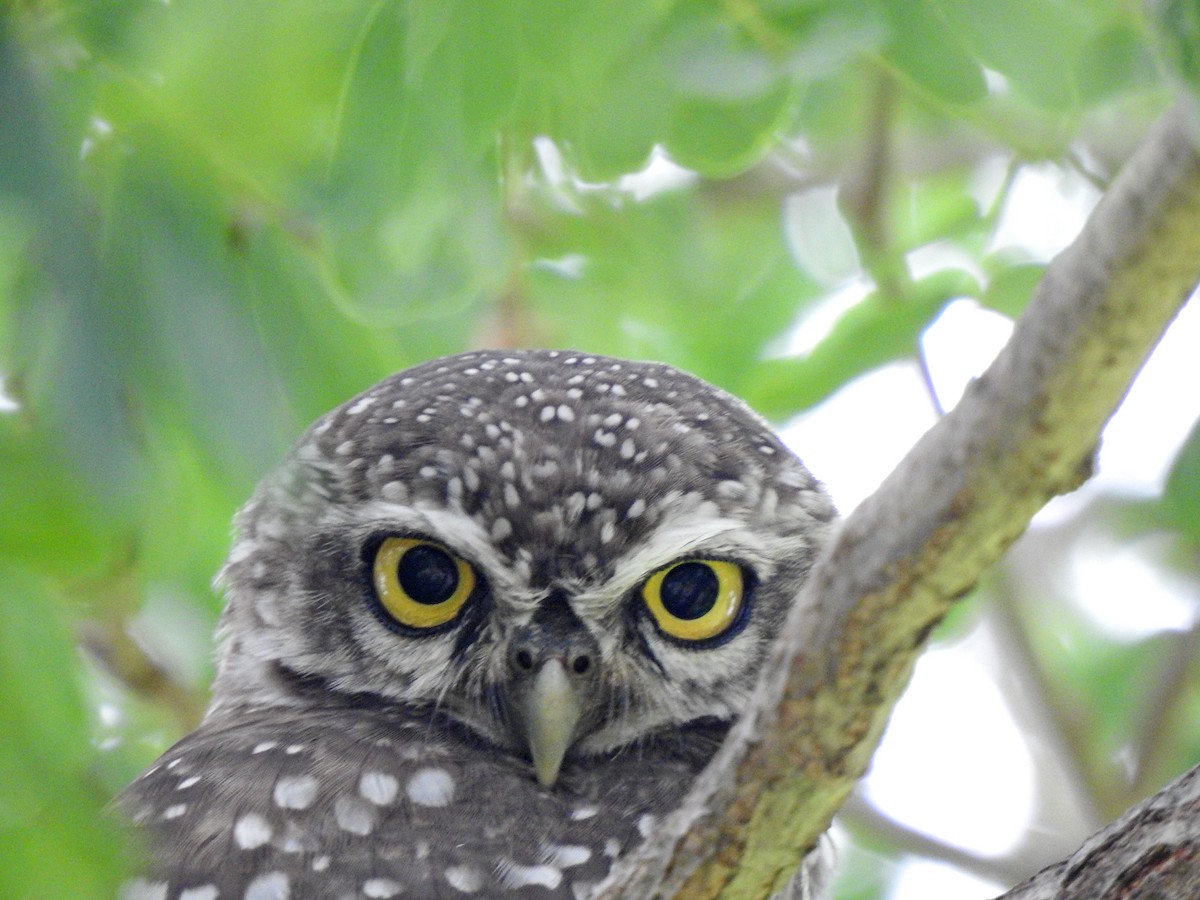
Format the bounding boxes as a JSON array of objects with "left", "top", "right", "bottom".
[{"left": 583, "top": 507, "right": 765, "bottom": 607}]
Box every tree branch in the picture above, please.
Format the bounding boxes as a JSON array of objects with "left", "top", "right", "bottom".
[
  {"left": 594, "top": 100, "right": 1200, "bottom": 898},
  {"left": 994, "top": 763, "right": 1200, "bottom": 899}
]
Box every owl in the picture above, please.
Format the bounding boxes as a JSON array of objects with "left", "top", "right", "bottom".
[{"left": 117, "top": 349, "right": 837, "bottom": 899}]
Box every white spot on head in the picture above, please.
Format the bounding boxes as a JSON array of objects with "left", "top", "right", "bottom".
[
  {"left": 463, "top": 467, "right": 480, "bottom": 491},
  {"left": 627, "top": 498, "right": 646, "bottom": 519},
  {"left": 166, "top": 758, "right": 184, "bottom": 770},
  {"left": 244, "top": 871, "right": 289, "bottom": 900},
  {"left": 406, "top": 767, "right": 455, "bottom": 807},
  {"left": 504, "top": 483, "right": 520, "bottom": 508},
  {"left": 603, "top": 838, "right": 622, "bottom": 858},
  {"left": 176, "top": 775, "right": 201, "bottom": 790},
  {"left": 119, "top": 879, "right": 167, "bottom": 900},
  {"left": 234, "top": 813, "right": 273, "bottom": 849},
  {"left": 359, "top": 771, "right": 399, "bottom": 805},
  {"left": 557, "top": 404, "right": 575, "bottom": 422},
  {"left": 570, "top": 804, "right": 598, "bottom": 821},
  {"left": 273, "top": 775, "right": 318, "bottom": 810},
  {"left": 334, "top": 795, "right": 377, "bottom": 835},
  {"left": 162, "top": 803, "right": 187, "bottom": 819},
  {"left": 381, "top": 481, "right": 407, "bottom": 501},
  {"left": 637, "top": 813, "right": 656, "bottom": 838},
  {"left": 540, "top": 406, "right": 556, "bottom": 423},
  {"left": 347, "top": 397, "right": 375, "bottom": 415},
  {"left": 251, "top": 741, "right": 277, "bottom": 754},
  {"left": 284, "top": 744, "right": 305, "bottom": 755},
  {"left": 490, "top": 518, "right": 512, "bottom": 541},
  {"left": 179, "top": 886, "right": 219, "bottom": 900},
  {"left": 445, "top": 865, "right": 484, "bottom": 893},
  {"left": 311, "top": 856, "right": 330, "bottom": 872},
  {"left": 336, "top": 441, "right": 355, "bottom": 456},
  {"left": 495, "top": 860, "right": 562, "bottom": 890},
  {"left": 362, "top": 878, "right": 402, "bottom": 898}
]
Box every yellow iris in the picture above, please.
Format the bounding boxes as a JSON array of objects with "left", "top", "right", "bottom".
[
  {"left": 641, "top": 559, "right": 744, "bottom": 642},
  {"left": 373, "top": 537, "right": 476, "bottom": 629}
]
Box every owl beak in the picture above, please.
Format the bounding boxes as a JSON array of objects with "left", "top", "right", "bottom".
[{"left": 518, "top": 659, "right": 582, "bottom": 788}]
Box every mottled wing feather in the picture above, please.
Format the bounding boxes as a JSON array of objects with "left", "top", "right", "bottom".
[{"left": 117, "top": 706, "right": 714, "bottom": 898}]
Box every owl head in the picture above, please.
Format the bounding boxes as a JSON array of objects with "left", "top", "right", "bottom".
[{"left": 211, "top": 350, "right": 835, "bottom": 786}]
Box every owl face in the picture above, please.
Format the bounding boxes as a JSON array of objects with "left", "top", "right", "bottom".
[{"left": 212, "top": 350, "right": 835, "bottom": 786}]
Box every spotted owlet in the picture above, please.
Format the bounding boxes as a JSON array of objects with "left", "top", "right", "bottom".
[{"left": 117, "top": 349, "right": 837, "bottom": 899}]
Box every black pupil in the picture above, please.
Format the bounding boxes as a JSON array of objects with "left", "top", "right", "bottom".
[
  {"left": 397, "top": 545, "right": 459, "bottom": 605},
  {"left": 660, "top": 563, "right": 720, "bottom": 620}
]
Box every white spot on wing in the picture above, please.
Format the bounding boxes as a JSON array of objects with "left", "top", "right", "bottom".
[
  {"left": 251, "top": 741, "right": 277, "bottom": 754},
  {"left": 119, "top": 879, "right": 167, "bottom": 900},
  {"left": 234, "top": 813, "right": 273, "bottom": 849},
  {"left": 334, "top": 795, "right": 377, "bottom": 835},
  {"left": 311, "top": 856, "right": 330, "bottom": 872},
  {"left": 273, "top": 775, "right": 318, "bottom": 809},
  {"left": 542, "top": 843, "right": 592, "bottom": 868},
  {"left": 362, "top": 878, "right": 402, "bottom": 897},
  {"left": 359, "top": 771, "right": 400, "bottom": 805},
  {"left": 570, "top": 804, "right": 598, "bottom": 821},
  {"left": 176, "top": 776, "right": 201, "bottom": 790},
  {"left": 244, "top": 871, "right": 289, "bottom": 900},
  {"left": 445, "top": 864, "right": 484, "bottom": 893},
  {"left": 495, "top": 859, "right": 562, "bottom": 890},
  {"left": 406, "top": 768, "right": 455, "bottom": 807}
]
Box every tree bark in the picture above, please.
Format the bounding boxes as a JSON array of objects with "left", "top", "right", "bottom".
[
  {"left": 594, "top": 99, "right": 1200, "bottom": 899},
  {"left": 995, "top": 763, "right": 1200, "bottom": 899}
]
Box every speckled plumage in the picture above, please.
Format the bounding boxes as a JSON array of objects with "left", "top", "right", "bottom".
[{"left": 118, "top": 349, "right": 836, "bottom": 899}]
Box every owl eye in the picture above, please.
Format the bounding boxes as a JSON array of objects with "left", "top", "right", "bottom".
[
  {"left": 641, "top": 559, "right": 745, "bottom": 642},
  {"left": 373, "top": 537, "right": 476, "bottom": 629}
]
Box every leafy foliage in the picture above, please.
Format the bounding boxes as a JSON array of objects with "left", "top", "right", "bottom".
[{"left": 0, "top": 1, "right": 1194, "bottom": 897}]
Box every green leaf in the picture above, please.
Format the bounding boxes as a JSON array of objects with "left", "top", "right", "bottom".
[
  {"left": 666, "top": 85, "right": 794, "bottom": 176},
  {"left": 881, "top": 0, "right": 987, "bottom": 106},
  {"left": 933, "top": 0, "right": 1091, "bottom": 111},
  {"left": 1077, "top": 24, "right": 1160, "bottom": 102},
  {"left": 1157, "top": 417, "right": 1200, "bottom": 541},
  {"left": 0, "top": 566, "right": 129, "bottom": 898},
  {"left": 982, "top": 261, "right": 1046, "bottom": 318},
  {"left": 1155, "top": 0, "right": 1200, "bottom": 94},
  {"left": 745, "top": 268, "right": 978, "bottom": 417}
]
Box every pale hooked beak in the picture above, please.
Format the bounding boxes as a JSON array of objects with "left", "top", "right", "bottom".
[{"left": 516, "top": 658, "right": 583, "bottom": 787}]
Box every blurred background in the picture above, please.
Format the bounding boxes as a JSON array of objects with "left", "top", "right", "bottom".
[{"left": 1, "top": 2, "right": 1198, "bottom": 897}]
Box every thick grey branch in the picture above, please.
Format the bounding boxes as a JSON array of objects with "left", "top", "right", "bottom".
[
  {"left": 594, "top": 100, "right": 1200, "bottom": 898},
  {"left": 994, "top": 763, "right": 1200, "bottom": 899}
]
